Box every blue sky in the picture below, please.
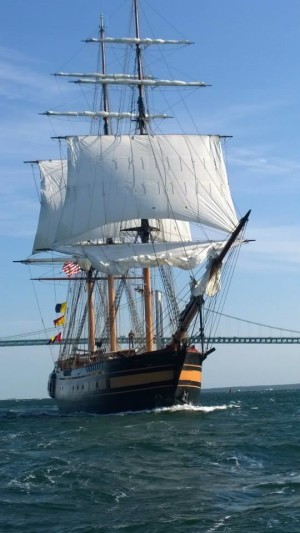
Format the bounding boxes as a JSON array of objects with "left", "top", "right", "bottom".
[{"left": 0, "top": 0, "right": 300, "bottom": 399}]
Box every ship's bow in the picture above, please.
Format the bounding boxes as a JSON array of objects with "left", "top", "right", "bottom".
[{"left": 175, "top": 346, "right": 205, "bottom": 405}]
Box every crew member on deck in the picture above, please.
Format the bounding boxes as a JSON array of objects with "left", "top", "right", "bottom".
[{"left": 128, "top": 330, "right": 135, "bottom": 350}]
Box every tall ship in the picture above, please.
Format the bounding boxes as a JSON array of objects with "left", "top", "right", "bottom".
[{"left": 21, "top": 0, "right": 250, "bottom": 414}]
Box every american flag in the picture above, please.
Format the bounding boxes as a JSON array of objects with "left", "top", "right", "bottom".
[{"left": 62, "top": 261, "right": 80, "bottom": 277}]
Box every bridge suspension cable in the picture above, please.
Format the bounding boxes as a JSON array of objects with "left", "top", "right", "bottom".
[{"left": 1, "top": 311, "right": 300, "bottom": 347}]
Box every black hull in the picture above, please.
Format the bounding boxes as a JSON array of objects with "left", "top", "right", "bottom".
[{"left": 48, "top": 347, "right": 205, "bottom": 414}]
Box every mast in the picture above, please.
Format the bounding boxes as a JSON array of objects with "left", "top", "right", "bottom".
[
  {"left": 101, "top": 14, "right": 117, "bottom": 351},
  {"left": 134, "top": 0, "right": 154, "bottom": 351},
  {"left": 87, "top": 269, "right": 96, "bottom": 352},
  {"left": 134, "top": 0, "right": 146, "bottom": 135},
  {"left": 100, "top": 14, "right": 110, "bottom": 135},
  {"left": 108, "top": 274, "right": 117, "bottom": 351},
  {"left": 86, "top": 14, "right": 118, "bottom": 354},
  {"left": 155, "top": 290, "right": 164, "bottom": 349}
]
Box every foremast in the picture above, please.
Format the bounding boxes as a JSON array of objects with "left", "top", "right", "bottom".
[
  {"left": 100, "top": 15, "right": 118, "bottom": 352},
  {"left": 85, "top": 15, "right": 121, "bottom": 355}
]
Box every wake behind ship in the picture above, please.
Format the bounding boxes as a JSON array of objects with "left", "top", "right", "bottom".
[{"left": 21, "top": 0, "right": 250, "bottom": 414}]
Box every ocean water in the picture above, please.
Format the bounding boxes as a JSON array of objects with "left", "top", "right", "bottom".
[{"left": 1, "top": 388, "right": 300, "bottom": 532}]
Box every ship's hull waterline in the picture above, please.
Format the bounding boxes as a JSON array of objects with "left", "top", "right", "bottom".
[{"left": 48, "top": 347, "right": 205, "bottom": 414}]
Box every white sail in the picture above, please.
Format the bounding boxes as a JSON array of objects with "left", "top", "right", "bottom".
[
  {"left": 33, "top": 160, "right": 192, "bottom": 252},
  {"left": 92, "top": 219, "right": 191, "bottom": 243},
  {"left": 32, "top": 159, "right": 112, "bottom": 252},
  {"left": 64, "top": 219, "right": 191, "bottom": 245},
  {"left": 53, "top": 134, "right": 238, "bottom": 246},
  {"left": 146, "top": 219, "right": 191, "bottom": 242},
  {"left": 33, "top": 159, "right": 100, "bottom": 252},
  {"left": 193, "top": 259, "right": 222, "bottom": 297},
  {"left": 33, "top": 160, "right": 67, "bottom": 253},
  {"left": 54, "top": 240, "right": 225, "bottom": 275}
]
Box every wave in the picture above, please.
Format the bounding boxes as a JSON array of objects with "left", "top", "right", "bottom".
[
  {"left": 112, "top": 402, "right": 240, "bottom": 416},
  {"left": 0, "top": 398, "right": 241, "bottom": 419},
  {"left": 154, "top": 402, "right": 240, "bottom": 414}
]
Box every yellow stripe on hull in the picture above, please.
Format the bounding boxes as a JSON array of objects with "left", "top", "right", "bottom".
[
  {"left": 178, "top": 365, "right": 202, "bottom": 386},
  {"left": 179, "top": 369, "right": 201, "bottom": 382},
  {"left": 110, "top": 370, "right": 174, "bottom": 389}
]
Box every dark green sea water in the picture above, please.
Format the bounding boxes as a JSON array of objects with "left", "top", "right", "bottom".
[{"left": 1, "top": 388, "right": 300, "bottom": 532}]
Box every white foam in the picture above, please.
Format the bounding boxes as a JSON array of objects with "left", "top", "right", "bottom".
[
  {"left": 154, "top": 403, "right": 240, "bottom": 414},
  {"left": 206, "top": 515, "right": 231, "bottom": 532},
  {"left": 112, "top": 402, "right": 240, "bottom": 416}
]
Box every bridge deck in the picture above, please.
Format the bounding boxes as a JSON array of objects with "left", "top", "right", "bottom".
[{"left": 1, "top": 336, "right": 300, "bottom": 347}]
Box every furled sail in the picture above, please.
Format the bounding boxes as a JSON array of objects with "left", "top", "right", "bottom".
[
  {"left": 53, "top": 72, "right": 155, "bottom": 79},
  {"left": 42, "top": 111, "right": 171, "bottom": 120},
  {"left": 54, "top": 240, "right": 226, "bottom": 275},
  {"left": 193, "top": 253, "right": 222, "bottom": 297},
  {"left": 73, "top": 78, "right": 207, "bottom": 87},
  {"left": 84, "top": 37, "right": 193, "bottom": 46},
  {"left": 53, "top": 134, "right": 238, "bottom": 246}
]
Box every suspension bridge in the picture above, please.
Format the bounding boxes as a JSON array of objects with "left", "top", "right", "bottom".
[
  {"left": 1, "top": 311, "right": 300, "bottom": 347},
  {"left": 0, "top": 336, "right": 300, "bottom": 347}
]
